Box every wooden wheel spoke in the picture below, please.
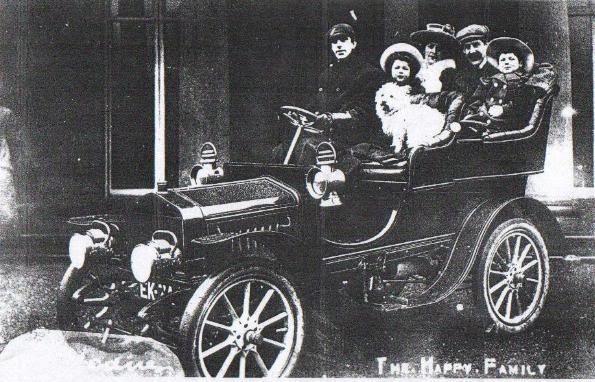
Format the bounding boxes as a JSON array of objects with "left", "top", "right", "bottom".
[
  {"left": 252, "top": 350, "right": 269, "bottom": 376},
  {"left": 494, "top": 286, "right": 510, "bottom": 310},
  {"left": 201, "top": 337, "right": 233, "bottom": 359},
  {"left": 239, "top": 353, "right": 247, "bottom": 378},
  {"left": 252, "top": 289, "right": 275, "bottom": 321},
  {"left": 489, "top": 269, "right": 508, "bottom": 276},
  {"left": 263, "top": 337, "right": 287, "bottom": 349},
  {"left": 517, "top": 243, "right": 533, "bottom": 266},
  {"left": 205, "top": 320, "right": 232, "bottom": 332},
  {"left": 222, "top": 293, "right": 239, "bottom": 320},
  {"left": 505, "top": 238, "right": 512, "bottom": 262},
  {"left": 512, "top": 236, "right": 521, "bottom": 264},
  {"left": 216, "top": 348, "right": 238, "bottom": 377},
  {"left": 259, "top": 311, "right": 288, "bottom": 329},
  {"left": 489, "top": 278, "right": 508, "bottom": 294},
  {"left": 243, "top": 282, "right": 251, "bottom": 318},
  {"left": 495, "top": 250, "right": 509, "bottom": 268},
  {"left": 505, "top": 290, "right": 513, "bottom": 319},
  {"left": 520, "top": 259, "right": 538, "bottom": 273}
]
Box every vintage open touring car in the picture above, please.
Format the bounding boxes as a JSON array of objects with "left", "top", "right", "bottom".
[{"left": 57, "top": 83, "right": 566, "bottom": 377}]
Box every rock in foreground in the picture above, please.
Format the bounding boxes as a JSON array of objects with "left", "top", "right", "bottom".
[{"left": 0, "top": 329, "right": 184, "bottom": 378}]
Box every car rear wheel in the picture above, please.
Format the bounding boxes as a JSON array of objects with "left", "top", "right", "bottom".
[
  {"left": 179, "top": 265, "right": 304, "bottom": 377},
  {"left": 475, "top": 218, "right": 550, "bottom": 333}
]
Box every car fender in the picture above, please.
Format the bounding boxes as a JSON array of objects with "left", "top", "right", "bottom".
[
  {"left": 67, "top": 214, "right": 127, "bottom": 227},
  {"left": 408, "top": 196, "right": 563, "bottom": 308},
  {"left": 485, "top": 196, "right": 565, "bottom": 258}
]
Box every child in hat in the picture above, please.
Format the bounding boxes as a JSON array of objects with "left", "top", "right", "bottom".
[
  {"left": 374, "top": 43, "right": 448, "bottom": 156},
  {"left": 462, "top": 37, "right": 540, "bottom": 134}
]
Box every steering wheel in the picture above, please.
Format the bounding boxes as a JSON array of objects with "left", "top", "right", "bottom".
[
  {"left": 279, "top": 106, "right": 324, "bottom": 164},
  {"left": 280, "top": 106, "right": 323, "bottom": 135}
]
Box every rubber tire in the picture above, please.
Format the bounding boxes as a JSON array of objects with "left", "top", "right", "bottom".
[
  {"left": 474, "top": 218, "right": 550, "bottom": 333},
  {"left": 178, "top": 264, "right": 305, "bottom": 377}
]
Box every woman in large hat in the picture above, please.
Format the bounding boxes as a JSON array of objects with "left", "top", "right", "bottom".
[{"left": 410, "top": 23, "right": 460, "bottom": 93}]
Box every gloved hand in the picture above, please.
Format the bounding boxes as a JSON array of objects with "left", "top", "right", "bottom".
[
  {"left": 488, "top": 105, "right": 504, "bottom": 118},
  {"left": 314, "top": 113, "right": 334, "bottom": 135}
]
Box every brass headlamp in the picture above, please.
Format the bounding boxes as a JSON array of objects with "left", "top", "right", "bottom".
[
  {"left": 305, "top": 142, "right": 345, "bottom": 207},
  {"left": 190, "top": 142, "right": 224, "bottom": 186},
  {"left": 68, "top": 220, "right": 113, "bottom": 269},
  {"left": 130, "top": 230, "right": 181, "bottom": 283}
]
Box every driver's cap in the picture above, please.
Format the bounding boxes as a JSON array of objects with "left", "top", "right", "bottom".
[{"left": 327, "top": 23, "right": 355, "bottom": 42}]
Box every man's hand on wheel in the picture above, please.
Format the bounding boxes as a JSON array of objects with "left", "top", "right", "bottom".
[{"left": 314, "top": 113, "right": 334, "bottom": 135}]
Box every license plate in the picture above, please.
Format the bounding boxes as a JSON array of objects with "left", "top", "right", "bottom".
[{"left": 138, "top": 281, "right": 174, "bottom": 300}]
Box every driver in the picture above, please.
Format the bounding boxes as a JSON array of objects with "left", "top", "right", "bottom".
[
  {"left": 312, "top": 23, "right": 385, "bottom": 148},
  {"left": 273, "top": 23, "right": 385, "bottom": 170}
]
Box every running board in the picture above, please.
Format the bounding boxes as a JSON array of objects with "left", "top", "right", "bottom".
[{"left": 551, "top": 255, "right": 595, "bottom": 264}]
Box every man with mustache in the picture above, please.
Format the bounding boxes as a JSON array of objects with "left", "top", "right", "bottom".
[{"left": 454, "top": 24, "right": 499, "bottom": 99}]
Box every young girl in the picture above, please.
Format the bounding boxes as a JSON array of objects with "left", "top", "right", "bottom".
[{"left": 375, "top": 43, "right": 447, "bottom": 155}]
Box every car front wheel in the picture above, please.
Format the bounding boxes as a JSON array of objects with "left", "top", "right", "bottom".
[
  {"left": 475, "top": 218, "right": 550, "bottom": 333},
  {"left": 179, "top": 265, "right": 304, "bottom": 377},
  {"left": 57, "top": 265, "right": 122, "bottom": 334}
]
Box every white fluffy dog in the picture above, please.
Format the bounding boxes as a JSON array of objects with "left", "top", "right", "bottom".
[{"left": 375, "top": 82, "right": 445, "bottom": 154}]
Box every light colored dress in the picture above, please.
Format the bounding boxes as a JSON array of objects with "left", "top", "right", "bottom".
[{"left": 418, "top": 58, "right": 456, "bottom": 93}]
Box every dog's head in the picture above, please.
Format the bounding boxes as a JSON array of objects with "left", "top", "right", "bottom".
[{"left": 375, "top": 82, "right": 410, "bottom": 117}]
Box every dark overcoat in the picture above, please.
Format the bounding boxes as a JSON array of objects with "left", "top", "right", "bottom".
[
  {"left": 453, "top": 61, "right": 499, "bottom": 101},
  {"left": 467, "top": 70, "right": 537, "bottom": 131},
  {"left": 315, "top": 54, "right": 386, "bottom": 146}
]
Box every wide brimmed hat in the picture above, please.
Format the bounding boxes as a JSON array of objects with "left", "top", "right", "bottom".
[
  {"left": 379, "top": 43, "right": 424, "bottom": 74},
  {"left": 486, "top": 37, "right": 534, "bottom": 73},
  {"left": 410, "top": 23, "right": 460, "bottom": 50}
]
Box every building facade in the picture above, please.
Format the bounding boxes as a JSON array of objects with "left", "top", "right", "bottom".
[{"left": 0, "top": 0, "right": 591, "bottom": 247}]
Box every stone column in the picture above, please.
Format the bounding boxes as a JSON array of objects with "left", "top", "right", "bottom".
[
  {"left": 177, "top": 0, "right": 230, "bottom": 186},
  {"left": 384, "top": 0, "right": 419, "bottom": 44},
  {"left": 519, "top": 0, "right": 574, "bottom": 199}
]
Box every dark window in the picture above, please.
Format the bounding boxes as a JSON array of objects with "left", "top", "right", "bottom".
[{"left": 109, "top": 20, "right": 155, "bottom": 189}]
